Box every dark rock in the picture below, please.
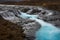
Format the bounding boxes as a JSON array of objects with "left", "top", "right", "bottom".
[{"left": 21, "top": 8, "right": 30, "bottom": 13}]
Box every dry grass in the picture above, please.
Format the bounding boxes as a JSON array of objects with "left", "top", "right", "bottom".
[{"left": 0, "top": 16, "right": 25, "bottom": 40}]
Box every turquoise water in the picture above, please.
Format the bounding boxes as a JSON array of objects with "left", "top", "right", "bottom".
[{"left": 20, "top": 12, "right": 60, "bottom": 40}]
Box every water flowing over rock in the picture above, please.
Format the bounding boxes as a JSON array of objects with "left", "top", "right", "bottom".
[
  {"left": 18, "top": 10, "right": 60, "bottom": 40},
  {"left": 0, "top": 5, "right": 60, "bottom": 40}
]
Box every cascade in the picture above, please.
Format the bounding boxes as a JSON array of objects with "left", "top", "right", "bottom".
[{"left": 20, "top": 12, "right": 60, "bottom": 40}]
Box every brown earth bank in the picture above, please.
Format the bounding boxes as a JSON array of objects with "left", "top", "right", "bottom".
[
  {"left": 0, "top": 0, "right": 60, "bottom": 11},
  {"left": 0, "top": 16, "right": 25, "bottom": 40}
]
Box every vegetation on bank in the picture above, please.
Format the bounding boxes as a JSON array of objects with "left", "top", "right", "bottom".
[{"left": 0, "top": 16, "right": 25, "bottom": 40}]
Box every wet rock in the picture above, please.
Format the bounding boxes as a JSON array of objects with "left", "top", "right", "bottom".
[
  {"left": 0, "top": 5, "right": 60, "bottom": 40},
  {"left": 23, "top": 22, "right": 41, "bottom": 37},
  {"left": 21, "top": 8, "right": 30, "bottom": 13},
  {"left": 28, "top": 9, "right": 41, "bottom": 15}
]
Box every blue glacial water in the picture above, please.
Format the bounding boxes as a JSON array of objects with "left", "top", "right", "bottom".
[{"left": 20, "top": 12, "right": 60, "bottom": 40}]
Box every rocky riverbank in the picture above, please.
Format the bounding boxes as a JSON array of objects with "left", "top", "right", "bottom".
[
  {"left": 0, "top": 15, "right": 25, "bottom": 40},
  {"left": 0, "top": 5, "right": 60, "bottom": 40}
]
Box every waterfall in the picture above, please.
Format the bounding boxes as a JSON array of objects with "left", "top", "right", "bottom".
[
  {"left": 19, "top": 12, "right": 60, "bottom": 40},
  {"left": 0, "top": 9, "right": 60, "bottom": 40}
]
